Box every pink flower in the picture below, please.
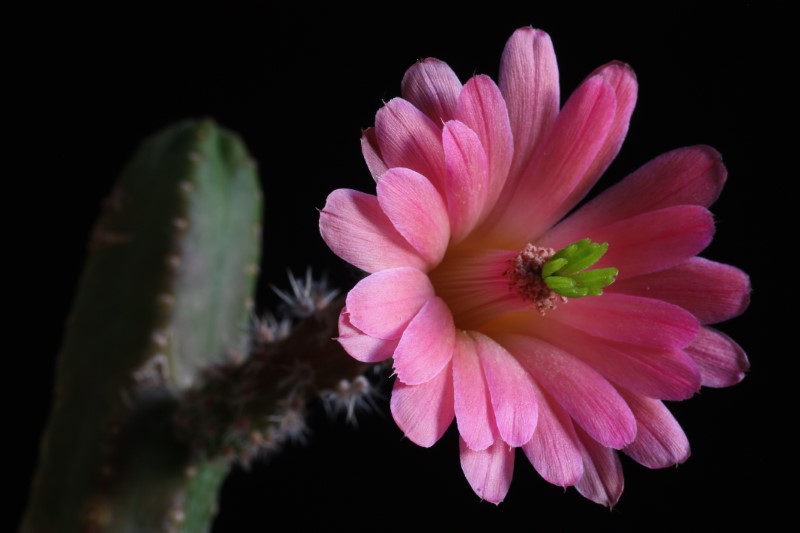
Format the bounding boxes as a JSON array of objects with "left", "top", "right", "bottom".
[{"left": 319, "top": 27, "right": 750, "bottom": 505}]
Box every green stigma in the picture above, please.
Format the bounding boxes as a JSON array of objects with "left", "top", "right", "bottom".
[{"left": 541, "top": 238, "right": 618, "bottom": 298}]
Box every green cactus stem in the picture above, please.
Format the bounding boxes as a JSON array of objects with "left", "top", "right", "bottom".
[{"left": 22, "top": 119, "right": 262, "bottom": 533}]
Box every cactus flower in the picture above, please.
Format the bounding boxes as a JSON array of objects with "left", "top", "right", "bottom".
[{"left": 319, "top": 27, "right": 750, "bottom": 505}]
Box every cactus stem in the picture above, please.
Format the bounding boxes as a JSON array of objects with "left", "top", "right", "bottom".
[{"left": 172, "top": 217, "right": 189, "bottom": 231}]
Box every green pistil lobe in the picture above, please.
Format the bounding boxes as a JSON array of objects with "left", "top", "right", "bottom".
[{"left": 542, "top": 238, "right": 618, "bottom": 298}]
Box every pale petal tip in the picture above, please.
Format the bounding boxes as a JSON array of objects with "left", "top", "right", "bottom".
[
  {"left": 511, "top": 26, "right": 551, "bottom": 39},
  {"left": 593, "top": 59, "right": 636, "bottom": 78}
]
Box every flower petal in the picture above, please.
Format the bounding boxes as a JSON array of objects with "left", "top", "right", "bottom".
[
  {"left": 489, "top": 75, "right": 617, "bottom": 246},
  {"left": 522, "top": 382, "right": 583, "bottom": 487},
  {"left": 618, "top": 389, "right": 690, "bottom": 469},
  {"left": 685, "top": 327, "right": 750, "bottom": 388},
  {"left": 393, "top": 297, "right": 456, "bottom": 385},
  {"left": 459, "top": 437, "right": 515, "bottom": 504},
  {"left": 546, "top": 62, "right": 637, "bottom": 224},
  {"left": 390, "top": 362, "right": 455, "bottom": 447},
  {"left": 455, "top": 75, "right": 513, "bottom": 213},
  {"left": 612, "top": 257, "right": 751, "bottom": 325},
  {"left": 375, "top": 98, "right": 446, "bottom": 192},
  {"left": 472, "top": 332, "right": 537, "bottom": 447},
  {"left": 531, "top": 317, "right": 700, "bottom": 401},
  {"left": 453, "top": 332, "right": 495, "bottom": 451},
  {"left": 545, "top": 145, "right": 726, "bottom": 246},
  {"left": 337, "top": 307, "right": 398, "bottom": 363},
  {"left": 401, "top": 58, "right": 462, "bottom": 122},
  {"left": 544, "top": 205, "right": 715, "bottom": 280},
  {"left": 575, "top": 428, "right": 624, "bottom": 507},
  {"left": 582, "top": 62, "right": 638, "bottom": 182},
  {"left": 499, "top": 27, "right": 559, "bottom": 184},
  {"left": 377, "top": 168, "right": 450, "bottom": 266},
  {"left": 442, "top": 120, "right": 490, "bottom": 242},
  {"left": 502, "top": 334, "right": 636, "bottom": 449},
  {"left": 319, "top": 189, "right": 426, "bottom": 273},
  {"left": 549, "top": 293, "right": 700, "bottom": 350},
  {"left": 361, "top": 127, "right": 388, "bottom": 181},
  {"left": 345, "top": 267, "right": 434, "bottom": 339}
]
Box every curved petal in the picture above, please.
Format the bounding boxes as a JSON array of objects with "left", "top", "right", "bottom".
[
  {"left": 473, "top": 332, "right": 537, "bottom": 447},
  {"left": 522, "top": 381, "right": 583, "bottom": 487},
  {"left": 459, "top": 436, "right": 515, "bottom": 504},
  {"left": 455, "top": 75, "right": 513, "bottom": 213},
  {"left": 545, "top": 145, "right": 727, "bottom": 246},
  {"left": 401, "top": 58, "right": 462, "bottom": 122},
  {"left": 499, "top": 27, "right": 559, "bottom": 184},
  {"left": 453, "top": 332, "right": 495, "bottom": 451},
  {"left": 612, "top": 257, "right": 751, "bottom": 325},
  {"left": 375, "top": 98, "right": 446, "bottom": 192},
  {"left": 575, "top": 427, "right": 624, "bottom": 507},
  {"left": 319, "top": 189, "right": 426, "bottom": 273},
  {"left": 531, "top": 317, "right": 700, "bottom": 401},
  {"left": 393, "top": 297, "right": 456, "bottom": 385},
  {"left": 361, "top": 127, "right": 388, "bottom": 181},
  {"left": 377, "top": 168, "right": 450, "bottom": 266},
  {"left": 685, "top": 327, "right": 750, "bottom": 388},
  {"left": 501, "top": 334, "right": 636, "bottom": 449},
  {"left": 442, "top": 120, "right": 490, "bottom": 241},
  {"left": 547, "top": 62, "right": 637, "bottom": 223},
  {"left": 337, "top": 307, "right": 398, "bottom": 363},
  {"left": 581, "top": 62, "right": 638, "bottom": 181},
  {"left": 345, "top": 267, "right": 434, "bottom": 339},
  {"left": 391, "top": 362, "right": 455, "bottom": 447},
  {"left": 619, "top": 389, "right": 690, "bottom": 469},
  {"left": 549, "top": 293, "right": 700, "bottom": 350},
  {"left": 488, "top": 75, "right": 616, "bottom": 246},
  {"left": 544, "top": 205, "right": 715, "bottom": 280}
]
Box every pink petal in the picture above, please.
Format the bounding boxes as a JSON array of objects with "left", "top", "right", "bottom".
[
  {"left": 618, "top": 389, "right": 690, "bottom": 469},
  {"left": 522, "top": 382, "right": 583, "bottom": 487},
  {"left": 531, "top": 318, "right": 700, "bottom": 401},
  {"left": 393, "top": 297, "right": 456, "bottom": 385},
  {"left": 545, "top": 145, "right": 727, "bottom": 246},
  {"left": 550, "top": 62, "right": 637, "bottom": 223},
  {"left": 499, "top": 27, "right": 559, "bottom": 184},
  {"left": 319, "top": 189, "right": 426, "bottom": 273},
  {"left": 401, "top": 58, "right": 462, "bottom": 122},
  {"left": 453, "top": 332, "right": 495, "bottom": 451},
  {"left": 685, "top": 327, "right": 750, "bottom": 388},
  {"left": 455, "top": 75, "right": 513, "bottom": 212},
  {"left": 473, "top": 332, "right": 537, "bottom": 447},
  {"left": 502, "top": 334, "right": 636, "bottom": 449},
  {"left": 580, "top": 61, "right": 639, "bottom": 191},
  {"left": 459, "top": 437, "right": 515, "bottom": 504},
  {"left": 337, "top": 307, "right": 398, "bottom": 363},
  {"left": 377, "top": 168, "right": 450, "bottom": 266},
  {"left": 575, "top": 428, "right": 625, "bottom": 507},
  {"left": 545, "top": 205, "right": 715, "bottom": 280},
  {"left": 390, "top": 362, "right": 455, "bottom": 447},
  {"left": 489, "top": 75, "right": 617, "bottom": 246},
  {"left": 442, "top": 120, "right": 490, "bottom": 242},
  {"left": 361, "top": 127, "right": 388, "bottom": 180},
  {"left": 345, "top": 267, "right": 434, "bottom": 339},
  {"left": 375, "top": 98, "right": 446, "bottom": 193},
  {"left": 612, "top": 257, "right": 751, "bottom": 325},
  {"left": 549, "top": 293, "right": 700, "bottom": 350}
]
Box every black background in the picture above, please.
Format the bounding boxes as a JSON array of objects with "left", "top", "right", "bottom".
[{"left": 13, "top": 2, "right": 783, "bottom": 531}]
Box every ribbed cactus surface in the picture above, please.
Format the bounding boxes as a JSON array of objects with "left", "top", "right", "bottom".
[{"left": 22, "top": 120, "right": 262, "bottom": 533}]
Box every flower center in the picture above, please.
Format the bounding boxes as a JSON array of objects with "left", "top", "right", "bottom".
[
  {"left": 505, "top": 244, "right": 564, "bottom": 315},
  {"left": 505, "top": 238, "right": 619, "bottom": 315}
]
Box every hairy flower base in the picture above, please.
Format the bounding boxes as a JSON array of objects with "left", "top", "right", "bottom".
[
  {"left": 321, "top": 26, "right": 750, "bottom": 505},
  {"left": 505, "top": 244, "right": 564, "bottom": 314}
]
